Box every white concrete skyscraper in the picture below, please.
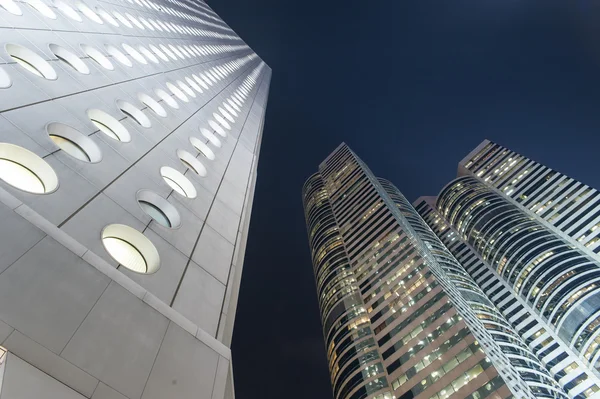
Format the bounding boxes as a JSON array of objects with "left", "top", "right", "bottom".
[{"left": 0, "top": 0, "right": 270, "bottom": 398}]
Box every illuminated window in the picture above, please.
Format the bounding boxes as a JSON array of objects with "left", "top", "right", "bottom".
[
  {"left": 0, "top": 143, "right": 58, "bottom": 194},
  {"left": 178, "top": 150, "right": 207, "bottom": 177},
  {"left": 154, "top": 88, "right": 179, "bottom": 109},
  {"left": 47, "top": 122, "right": 102, "bottom": 163},
  {"left": 160, "top": 166, "right": 196, "bottom": 198},
  {"left": 49, "top": 44, "right": 90, "bottom": 74},
  {"left": 6, "top": 43, "right": 57, "bottom": 80},
  {"left": 137, "top": 190, "right": 180, "bottom": 228},
  {"left": 189, "top": 137, "right": 215, "bottom": 160},
  {"left": 116, "top": 100, "right": 151, "bottom": 128},
  {"left": 81, "top": 44, "right": 114, "bottom": 70},
  {"left": 138, "top": 93, "right": 167, "bottom": 118},
  {"left": 0, "top": 0, "right": 23, "bottom": 15},
  {"left": 87, "top": 109, "right": 131, "bottom": 142},
  {"left": 102, "top": 224, "right": 160, "bottom": 274}
]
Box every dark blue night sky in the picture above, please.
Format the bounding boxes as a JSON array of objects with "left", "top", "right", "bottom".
[{"left": 207, "top": 1, "right": 600, "bottom": 398}]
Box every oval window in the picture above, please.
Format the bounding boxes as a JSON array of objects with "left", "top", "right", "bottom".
[
  {"left": 138, "top": 93, "right": 167, "bottom": 118},
  {"left": 0, "top": 143, "right": 59, "bottom": 194},
  {"left": 87, "top": 109, "right": 131, "bottom": 142},
  {"left": 166, "top": 82, "right": 188, "bottom": 102},
  {"left": 23, "top": 0, "right": 56, "bottom": 19},
  {"left": 96, "top": 7, "right": 118, "bottom": 26},
  {"left": 76, "top": 2, "right": 102, "bottom": 24},
  {"left": 200, "top": 127, "right": 222, "bottom": 148},
  {"left": 154, "top": 88, "right": 178, "bottom": 109},
  {"left": 138, "top": 46, "right": 158, "bottom": 64},
  {"left": 137, "top": 190, "right": 180, "bottom": 228},
  {"left": 149, "top": 45, "right": 168, "bottom": 62},
  {"left": 116, "top": 100, "right": 151, "bottom": 128},
  {"left": 0, "top": 0, "right": 23, "bottom": 15},
  {"left": 6, "top": 43, "right": 57, "bottom": 80},
  {"left": 219, "top": 107, "right": 235, "bottom": 123},
  {"left": 53, "top": 0, "right": 80, "bottom": 21},
  {"left": 49, "top": 44, "right": 90, "bottom": 75},
  {"left": 177, "top": 149, "right": 207, "bottom": 177},
  {"left": 189, "top": 137, "right": 215, "bottom": 160},
  {"left": 122, "top": 43, "right": 147, "bottom": 65},
  {"left": 104, "top": 44, "right": 132, "bottom": 67},
  {"left": 81, "top": 45, "right": 113, "bottom": 71},
  {"left": 47, "top": 122, "right": 102, "bottom": 162},
  {"left": 185, "top": 76, "right": 202, "bottom": 93},
  {"left": 177, "top": 80, "right": 195, "bottom": 98},
  {"left": 208, "top": 120, "right": 227, "bottom": 138},
  {"left": 102, "top": 224, "right": 160, "bottom": 274},
  {"left": 160, "top": 166, "right": 196, "bottom": 198}
]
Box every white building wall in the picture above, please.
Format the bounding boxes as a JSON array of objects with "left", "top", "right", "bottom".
[{"left": 0, "top": 0, "right": 271, "bottom": 397}]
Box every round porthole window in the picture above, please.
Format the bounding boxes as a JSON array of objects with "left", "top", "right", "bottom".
[
  {"left": 81, "top": 44, "right": 113, "bottom": 71},
  {"left": 200, "top": 127, "right": 221, "bottom": 148},
  {"left": 116, "top": 100, "right": 151, "bottom": 128},
  {"left": 154, "top": 88, "right": 178, "bottom": 109},
  {"left": 102, "top": 224, "right": 160, "bottom": 274},
  {"left": 76, "top": 2, "right": 102, "bottom": 23},
  {"left": 49, "top": 44, "right": 90, "bottom": 75},
  {"left": 121, "top": 43, "right": 147, "bottom": 65},
  {"left": 0, "top": 66, "right": 12, "bottom": 89},
  {"left": 6, "top": 43, "right": 57, "bottom": 80},
  {"left": 208, "top": 120, "right": 227, "bottom": 138},
  {"left": 104, "top": 45, "right": 132, "bottom": 67},
  {"left": 138, "top": 93, "right": 167, "bottom": 118},
  {"left": 160, "top": 166, "right": 196, "bottom": 198},
  {"left": 177, "top": 149, "right": 207, "bottom": 177},
  {"left": 47, "top": 122, "right": 101, "bottom": 163},
  {"left": 166, "top": 82, "right": 188, "bottom": 102},
  {"left": 23, "top": 0, "right": 56, "bottom": 18},
  {"left": 87, "top": 109, "right": 131, "bottom": 142},
  {"left": 189, "top": 137, "right": 215, "bottom": 160},
  {"left": 0, "top": 142, "right": 58, "bottom": 194},
  {"left": 0, "top": 0, "right": 23, "bottom": 15},
  {"left": 137, "top": 190, "right": 180, "bottom": 228}
]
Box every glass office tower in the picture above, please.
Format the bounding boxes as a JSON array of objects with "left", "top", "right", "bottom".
[
  {"left": 302, "top": 144, "right": 565, "bottom": 399},
  {"left": 0, "top": 0, "right": 270, "bottom": 398},
  {"left": 415, "top": 140, "right": 600, "bottom": 399}
]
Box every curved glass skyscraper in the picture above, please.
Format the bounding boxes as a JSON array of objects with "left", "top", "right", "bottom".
[
  {"left": 415, "top": 140, "right": 600, "bottom": 399},
  {"left": 302, "top": 144, "right": 565, "bottom": 399}
]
